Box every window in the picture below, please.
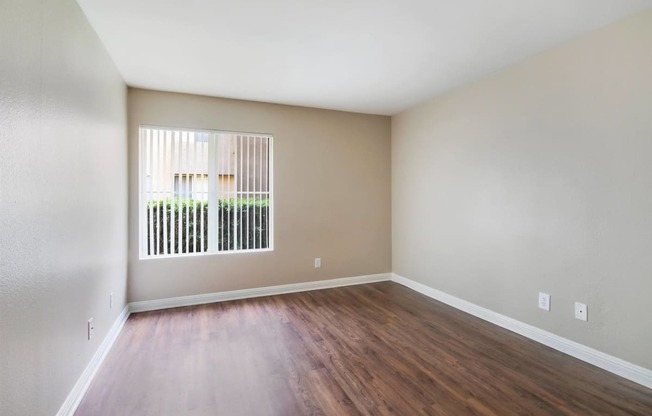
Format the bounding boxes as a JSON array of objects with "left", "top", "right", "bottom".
[{"left": 139, "top": 126, "right": 273, "bottom": 258}]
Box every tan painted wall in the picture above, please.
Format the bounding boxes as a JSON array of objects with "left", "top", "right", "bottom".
[
  {"left": 0, "top": 1, "right": 128, "bottom": 415},
  {"left": 392, "top": 10, "right": 652, "bottom": 369},
  {"left": 128, "top": 89, "right": 391, "bottom": 301}
]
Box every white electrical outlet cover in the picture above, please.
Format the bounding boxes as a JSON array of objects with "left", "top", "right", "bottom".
[
  {"left": 538, "top": 292, "right": 550, "bottom": 311},
  {"left": 575, "top": 302, "right": 587, "bottom": 321},
  {"left": 88, "top": 318, "right": 95, "bottom": 340}
]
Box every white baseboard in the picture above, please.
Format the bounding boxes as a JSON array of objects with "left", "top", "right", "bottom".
[
  {"left": 129, "top": 273, "right": 392, "bottom": 313},
  {"left": 391, "top": 273, "right": 652, "bottom": 390},
  {"left": 56, "top": 305, "right": 130, "bottom": 416}
]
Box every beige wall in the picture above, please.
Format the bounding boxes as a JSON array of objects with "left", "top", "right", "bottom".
[
  {"left": 0, "top": 1, "right": 128, "bottom": 415},
  {"left": 128, "top": 89, "right": 391, "bottom": 301},
  {"left": 392, "top": 10, "right": 652, "bottom": 369}
]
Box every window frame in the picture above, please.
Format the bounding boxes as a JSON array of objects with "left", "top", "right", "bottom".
[{"left": 138, "top": 125, "right": 274, "bottom": 260}]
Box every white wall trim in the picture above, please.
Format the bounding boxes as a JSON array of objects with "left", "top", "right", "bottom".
[
  {"left": 56, "top": 305, "right": 131, "bottom": 416},
  {"left": 129, "top": 273, "right": 392, "bottom": 313},
  {"left": 391, "top": 273, "right": 652, "bottom": 389}
]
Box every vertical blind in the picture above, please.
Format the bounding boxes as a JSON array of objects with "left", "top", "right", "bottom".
[{"left": 139, "top": 126, "right": 272, "bottom": 258}]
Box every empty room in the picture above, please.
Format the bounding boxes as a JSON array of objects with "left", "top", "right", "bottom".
[{"left": 2, "top": 0, "right": 652, "bottom": 415}]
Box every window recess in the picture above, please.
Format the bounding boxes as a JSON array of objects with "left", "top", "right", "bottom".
[{"left": 139, "top": 126, "right": 273, "bottom": 258}]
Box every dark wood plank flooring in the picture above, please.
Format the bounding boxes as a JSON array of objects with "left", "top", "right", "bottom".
[{"left": 75, "top": 282, "right": 652, "bottom": 415}]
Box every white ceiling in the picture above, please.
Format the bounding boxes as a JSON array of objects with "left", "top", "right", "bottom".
[{"left": 77, "top": 0, "right": 652, "bottom": 115}]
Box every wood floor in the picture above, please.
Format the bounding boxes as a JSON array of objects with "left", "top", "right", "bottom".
[{"left": 75, "top": 282, "right": 652, "bottom": 415}]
